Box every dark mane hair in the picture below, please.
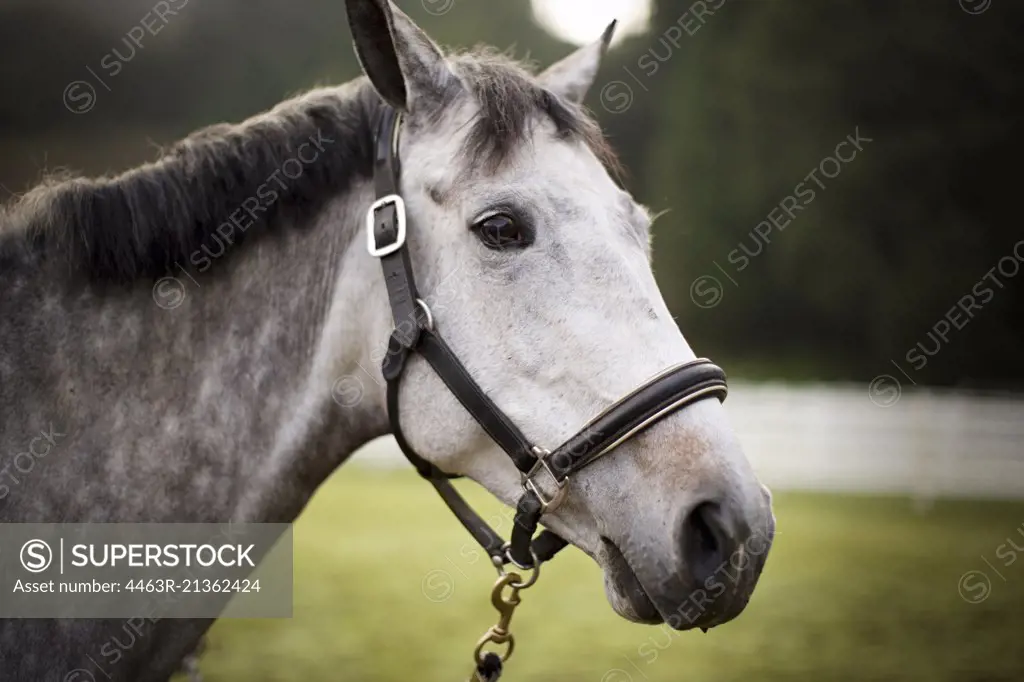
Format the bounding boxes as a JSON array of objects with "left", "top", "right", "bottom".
[
  {"left": 0, "top": 82, "right": 381, "bottom": 283},
  {"left": 0, "top": 51, "right": 619, "bottom": 284}
]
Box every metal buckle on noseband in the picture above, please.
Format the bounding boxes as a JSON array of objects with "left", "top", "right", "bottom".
[
  {"left": 521, "top": 446, "right": 567, "bottom": 514},
  {"left": 366, "top": 194, "right": 407, "bottom": 257}
]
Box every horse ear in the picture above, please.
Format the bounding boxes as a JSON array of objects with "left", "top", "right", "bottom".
[
  {"left": 344, "top": 0, "right": 455, "bottom": 112},
  {"left": 539, "top": 20, "right": 617, "bottom": 104}
]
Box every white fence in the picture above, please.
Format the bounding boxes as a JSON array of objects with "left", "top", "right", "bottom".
[{"left": 351, "top": 383, "right": 1024, "bottom": 500}]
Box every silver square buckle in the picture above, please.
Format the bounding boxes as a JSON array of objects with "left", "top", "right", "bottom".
[
  {"left": 366, "top": 194, "right": 407, "bottom": 257},
  {"left": 523, "top": 446, "right": 568, "bottom": 513}
]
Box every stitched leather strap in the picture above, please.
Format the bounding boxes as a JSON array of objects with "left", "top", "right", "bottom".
[
  {"left": 546, "top": 359, "right": 728, "bottom": 480},
  {"left": 418, "top": 331, "right": 537, "bottom": 473},
  {"left": 386, "top": 340, "right": 563, "bottom": 565},
  {"left": 372, "top": 108, "right": 422, "bottom": 347},
  {"left": 371, "top": 106, "right": 555, "bottom": 565}
]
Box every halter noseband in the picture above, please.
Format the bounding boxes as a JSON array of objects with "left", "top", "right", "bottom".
[{"left": 368, "top": 105, "right": 729, "bottom": 570}]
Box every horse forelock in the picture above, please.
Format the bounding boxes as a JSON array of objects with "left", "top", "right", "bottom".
[{"left": 440, "top": 50, "right": 621, "bottom": 174}]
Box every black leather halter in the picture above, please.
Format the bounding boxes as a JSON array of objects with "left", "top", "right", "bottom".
[{"left": 368, "top": 106, "right": 729, "bottom": 569}]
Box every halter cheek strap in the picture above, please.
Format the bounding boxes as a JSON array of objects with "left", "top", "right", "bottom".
[{"left": 368, "top": 105, "right": 728, "bottom": 570}]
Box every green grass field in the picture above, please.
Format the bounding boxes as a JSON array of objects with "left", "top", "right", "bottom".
[{"left": 191, "top": 468, "right": 1024, "bottom": 681}]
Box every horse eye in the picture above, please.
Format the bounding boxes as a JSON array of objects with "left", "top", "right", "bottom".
[{"left": 472, "top": 213, "right": 529, "bottom": 250}]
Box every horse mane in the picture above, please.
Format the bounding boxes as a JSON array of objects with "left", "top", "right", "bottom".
[
  {"left": 0, "top": 51, "right": 618, "bottom": 284},
  {"left": 0, "top": 81, "right": 381, "bottom": 283}
]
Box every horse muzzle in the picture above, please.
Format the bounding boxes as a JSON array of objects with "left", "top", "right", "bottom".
[{"left": 602, "top": 487, "right": 775, "bottom": 630}]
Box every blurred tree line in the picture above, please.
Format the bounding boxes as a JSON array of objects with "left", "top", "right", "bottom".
[{"left": 1, "top": 0, "right": 1020, "bottom": 388}]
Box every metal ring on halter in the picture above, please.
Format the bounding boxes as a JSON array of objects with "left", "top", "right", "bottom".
[
  {"left": 508, "top": 564, "right": 540, "bottom": 590},
  {"left": 498, "top": 544, "right": 541, "bottom": 587},
  {"left": 416, "top": 298, "right": 434, "bottom": 331}
]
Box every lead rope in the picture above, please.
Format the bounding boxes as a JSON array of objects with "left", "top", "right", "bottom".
[{"left": 468, "top": 558, "right": 540, "bottom": 682}]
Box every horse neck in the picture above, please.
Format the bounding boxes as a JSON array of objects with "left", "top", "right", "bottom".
[
  {"left": 228, "top": 180, "right": 395, "bottom": 523},
  {"left": 0, "top": 179, "right": 392, "bottom": 524}
]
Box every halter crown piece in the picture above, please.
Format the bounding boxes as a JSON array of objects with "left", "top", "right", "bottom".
[{"left": 367, "top": 106, "right": 729, "bottom": 680}]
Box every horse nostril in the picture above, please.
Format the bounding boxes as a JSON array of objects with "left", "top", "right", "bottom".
[{"left": 680, "top": 501, "right": 731, "bottom": 585}]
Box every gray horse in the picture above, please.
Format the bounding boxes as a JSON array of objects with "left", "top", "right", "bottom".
[{"left": 0, "top": 1, "right": 774, "bottom": 679}]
